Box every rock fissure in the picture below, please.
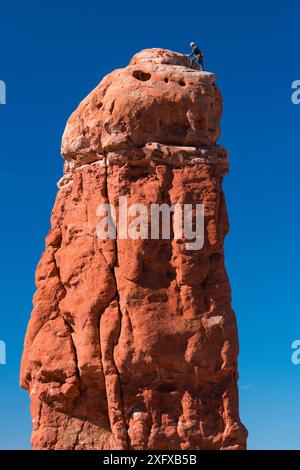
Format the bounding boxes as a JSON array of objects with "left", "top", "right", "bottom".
[{"left": 100, "top": 150, "right": 129, "bottom": 448}]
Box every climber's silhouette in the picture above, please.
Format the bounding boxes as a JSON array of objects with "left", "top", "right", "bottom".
[{"left": 187, "top": 42, "right": 204, "bottom": 71}]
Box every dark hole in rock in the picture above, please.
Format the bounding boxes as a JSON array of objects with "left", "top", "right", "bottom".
[
  {"left": 164, "top": 77, "right": 169, "bottom": 83},
  {"left": 158, "top": 383, "right": 177, "bottom": 393},
  {"left": 132, "top": 70, "right": 151, "bottom": 81},
  {"left": 210, "top": 252, "right": 222, "bottom": 262},
  {"left": 179, "top": 79, "right": 186, "bottom": 86},
  {"left": 109, "top": 100, "right": 115, "bottom": 114}
]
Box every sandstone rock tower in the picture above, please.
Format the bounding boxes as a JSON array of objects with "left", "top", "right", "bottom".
[{"left": 21, "top": 49, "right": 247, "bottom": 450}]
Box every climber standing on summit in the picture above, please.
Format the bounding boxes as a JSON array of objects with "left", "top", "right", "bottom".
[{"left": 187, "top": 42, "right": 204, "bottom": 71}]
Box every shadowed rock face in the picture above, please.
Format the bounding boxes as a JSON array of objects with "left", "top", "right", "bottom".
[{"left": 20, "top": 49, "right": 247, "bottom": 450}]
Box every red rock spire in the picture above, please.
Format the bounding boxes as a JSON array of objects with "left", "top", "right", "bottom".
[{"left": 21, "top": 48, "right": 247, "bottom": 450}]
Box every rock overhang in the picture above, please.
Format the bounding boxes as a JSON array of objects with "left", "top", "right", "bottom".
[{"left": 61, "top": 48, "right": 222, "bottom": 162}]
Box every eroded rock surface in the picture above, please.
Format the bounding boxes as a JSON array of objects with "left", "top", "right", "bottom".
[{"left": 21, "top": 48, "right": 247, "bottom": 450}]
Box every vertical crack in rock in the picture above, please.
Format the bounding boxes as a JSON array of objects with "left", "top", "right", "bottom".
[
  {"left": 21, "top": 48, "right": 247, "bottom": 450},
  {"left": 99, "top": 151, "right": 129, "bottom": 448}
]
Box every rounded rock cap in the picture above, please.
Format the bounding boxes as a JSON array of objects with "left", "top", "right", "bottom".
[
  {"left": 62, "top": 48, "right": 222, "bottom": 162},
  {"left": 130, "top": 48, "right": 192, "bottom": 67}
]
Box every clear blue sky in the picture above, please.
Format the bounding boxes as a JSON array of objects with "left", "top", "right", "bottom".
[{"left": 0, "top": 0, "right": 299, "bottom": 450}]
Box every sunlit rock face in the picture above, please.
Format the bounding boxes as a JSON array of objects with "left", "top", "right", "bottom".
[{"left": 21, "top": 49, "right": 247, "bottom": 450}]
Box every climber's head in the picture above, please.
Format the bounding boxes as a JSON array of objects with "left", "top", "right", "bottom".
[{"left": 190, "top": 42, "right": 196, "bottom": 48}]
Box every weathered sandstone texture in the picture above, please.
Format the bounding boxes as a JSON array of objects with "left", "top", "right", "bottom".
[{"left": 21, "top": 48, "right": 247, "bottom": 450}]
